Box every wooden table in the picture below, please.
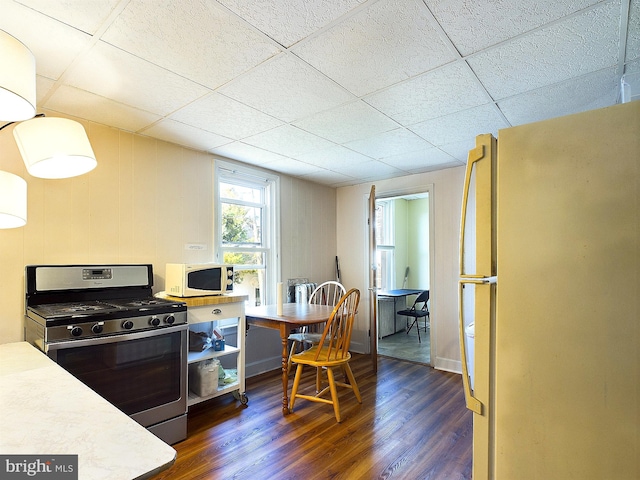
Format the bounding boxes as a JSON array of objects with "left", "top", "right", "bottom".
[{"left": 245, "top": 303, "right": 334, "bottom": 415}]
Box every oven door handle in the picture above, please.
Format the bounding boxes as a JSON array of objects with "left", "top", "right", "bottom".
[{"left": 45, "top": 323, "right": 188, "bottom": 351}]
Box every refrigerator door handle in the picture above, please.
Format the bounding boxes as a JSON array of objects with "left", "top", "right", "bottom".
[{"left": 459, "top": 279, "right": 483, "bottom": 414}]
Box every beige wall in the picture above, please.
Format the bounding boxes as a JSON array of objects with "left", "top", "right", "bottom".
[
  {"left": 0, "top": 114, "right": 337, "bottom": 379},
  {"left": 336, "top": 166, "right": 466, "bottom": 373}
]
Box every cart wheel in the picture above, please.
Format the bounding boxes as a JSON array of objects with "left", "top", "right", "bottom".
[{"left": 233, "top": 391, "right": 249, "bottom": 405}]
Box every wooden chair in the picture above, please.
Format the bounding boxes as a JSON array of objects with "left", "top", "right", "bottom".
[
  {"left": 286, "top": 281, "right": 346, "bottom": 390},
  {"left": 397, "top": 290, "right": 430, "bottom": 343},
  {"left": 289, "top": 288, "right": 361, "bottom": 423}
]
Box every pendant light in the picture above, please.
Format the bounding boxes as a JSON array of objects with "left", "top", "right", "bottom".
[
  {"left": 0, "top": 30, "right": 36, "bottom": 122},
  {"left": 0, "top": 171, "right": 27, "bottom": 228},
  {"left": 13, "top": 117, "right": 97, "bottom": 179}
]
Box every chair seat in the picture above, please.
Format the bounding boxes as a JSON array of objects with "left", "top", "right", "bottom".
[
  {"left": 291, "top": 345, "right": 351, "bottom": 367},
  {"left": 396, "top": 309, "right": 429, "bottom": 318}
]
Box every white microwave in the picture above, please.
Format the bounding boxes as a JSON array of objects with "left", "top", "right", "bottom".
[{"left": 165, "top": 263, "right": 234, "bottom": 297}]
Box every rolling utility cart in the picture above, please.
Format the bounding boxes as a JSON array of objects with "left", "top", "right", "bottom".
[{"left": 158, "top": 293, "right": 248, "bottom": 407}]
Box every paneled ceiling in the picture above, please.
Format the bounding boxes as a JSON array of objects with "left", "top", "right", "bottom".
[{"left": 2, "top": 0, "right": 638, "bottom": 187}]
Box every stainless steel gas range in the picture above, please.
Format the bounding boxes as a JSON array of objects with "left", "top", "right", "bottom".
[{"left": 24, "top": 264, "right": 188, "bottom": 445}]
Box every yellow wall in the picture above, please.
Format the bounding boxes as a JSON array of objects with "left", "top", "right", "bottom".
[
  {"left": 0, "top": 113, "right": 337, "bottom": 361},
  {"left": 336, "top": 167, "right": 466, "bottom": 372}
]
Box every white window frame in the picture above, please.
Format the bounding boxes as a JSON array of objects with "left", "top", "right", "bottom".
[
  {"left": 375, "top": 200, "right": 395, "bottom": 291},
  {"left": 214, "top": 160, "right": 280, "bottom": 306}
]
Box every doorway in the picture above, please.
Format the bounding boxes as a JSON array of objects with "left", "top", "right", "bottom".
[{"left": 373, "top": 189, "right": 433, "bottom": 365}]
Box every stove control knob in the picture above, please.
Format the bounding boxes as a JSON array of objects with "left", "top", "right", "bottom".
[
  {"left": 91, "top": 323, "right": 104, "bottom": 334},
  {"left": 149, "top": 316, "right": 160, "bottom": 327},
  {"left": 70, "top": 326, "right": 83, "bottom": 337},
  {"left": 164, "top": 314, "right": 175, "bottom": 325},
  {"left": 122, "top": 320, "right": 134, "bottom": 330}
]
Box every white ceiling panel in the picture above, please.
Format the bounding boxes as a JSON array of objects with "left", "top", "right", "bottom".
[
  {"left": 242, "top": 125, "right": 336, "bottom": 158},
  {"left": 468, "top": 1, "right": 621, "bottom": 100},
  {"left": 0, "top": 1, "right": 92, "bottom": 81},
  {"left": 410, "top": 104, "right": 509, "bottom": 146},
  {"left": 499, "top": 68, "right": 620, "bottom": 126},
  {"left": 627, "top": 0, "right": 640, "bottom": 62},
  {"left": 427, "top": 0, "right": 602, "bottom": 56},
  {"left": 64, "top": 41, "right": 210, "bottom": 116},
  {"left": 292, "top": 0, "right": 457, "bottom": 96},
  {"left": 219, "top": 54, "right": 355, "bottom": 122},
  {"left": 296, "top": 145, "right": 373, "bottom": 169},
  {"left": 101, "top": 0, "right": 281, "bottom": 89},
  {"left": 216, "top": 0, "right": 367, "bottom": 47},
  {"left": 381, "top": 147, "right": 459, "bottom": 171},
  {"left": 345, "top": 128, "right": 435, "bottom": 158},
  {"left": 141, "top": 119, "right": 232, "bottom": 152},
  {"left": 15, "top": 0, "right": 122, "bottom": 34},
  {"left": 170, "top": 93, "right": 283, "bottom": 140},
  {"left": 2, "top": 0, "right": 634, "bottom": 187},
  {"left": 364, "top": 61, "right": 490, "bottom": 125},
  {"left": 44, "top": 85, "right": 161, "bottom": 133},
  {"left": 293, "top": 100, "right": 398, "bottom": 144},
  {"left": 211, "top": 142, "right": 293, "bottom": 167}
]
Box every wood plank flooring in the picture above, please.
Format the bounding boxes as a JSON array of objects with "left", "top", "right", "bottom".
[{"left": 152, "top": 354, "right": 472, "bottom": 480}]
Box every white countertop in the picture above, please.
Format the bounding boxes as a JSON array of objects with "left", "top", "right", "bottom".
[{"left": 0, "top": 342, "right": 176, "bottom": 479}]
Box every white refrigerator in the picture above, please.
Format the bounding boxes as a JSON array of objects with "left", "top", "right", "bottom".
[{"left": 458, "top": 101, "right": 639, "bottom": 480}]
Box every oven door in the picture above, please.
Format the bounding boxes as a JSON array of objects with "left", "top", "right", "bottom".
[{"left": 46, "top": 324, "right": 187, "bottom": 429}]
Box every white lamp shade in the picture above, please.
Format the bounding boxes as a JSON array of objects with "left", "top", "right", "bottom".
[
  {"left": 0, "top": 30, "right": 36, "bottom": 122},
  {"left": 13, "top": 117, "right": 97, "bottom": 179},
  {"left": 0, "top": 171, "right": 27, "bottom": 228}
]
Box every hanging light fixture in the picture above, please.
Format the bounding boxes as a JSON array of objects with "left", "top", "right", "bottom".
[
  {"left": 0, "top": 171, "right": 27, "bottom": 228},
  {"left": 13, "top": 117, "right": 97, "bottom": 179},
  {"left": 0, "top": 30, "right": 36, "bottom": 122}
]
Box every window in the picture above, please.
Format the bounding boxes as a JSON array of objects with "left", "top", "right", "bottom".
[
  {"left": 215, "top": 162, "right": 279, "bottom": 307},
  {"left": 375, "top": 200, "right": 395, "bottom": 291}
]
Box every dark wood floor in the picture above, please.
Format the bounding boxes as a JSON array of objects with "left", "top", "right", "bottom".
[{"left": 152, "top": 354, "right": 472, "bottom": 480}]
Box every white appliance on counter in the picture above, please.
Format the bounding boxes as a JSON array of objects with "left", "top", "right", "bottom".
[{"left": 458, "top": 101, "right": 639, "bottom": 480}]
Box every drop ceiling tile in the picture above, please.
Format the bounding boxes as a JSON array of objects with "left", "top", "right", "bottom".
[
  {"left": 498, "top": 67, "right": 619, "bottom": 126},
  {"left": 170, "top": 93, "right": 283, "bottom": 140},
  {"left": 293, "top": 101, "right": 398, "bottom": 144},
  {"left": 468, "top": 2, "right": 621, "bottom": 100},
  {"left": 345, "top": 128, "right": 435, "bottom": 158},
  {"left": 352, "top": 160, "right": 406, "bottom": 180},
  {"left": 15, "top": 0, "right": 122, "bottom": 34},
  {"left": 211, "top": 142, "right": 293, "bottom": 166},
  {"left": 381, "top": 147, "right": 458, "bottom": 171},
  {"left": 141, "top": 119, "right": 233, "bottom": 151},
  {"left": 438, "top": 139, "right": 476, "bottom": 163},
  {"left": 623, "top": 58, "right": 640, "bottom": 101},
  {"left": 44, "top": 85, "right": 161, "bottom": 133},
  {"left": 296, "top": 145, "right": 373, "bottom": 169},
  {"left": 242, "top": 125, "right": 336, "bottom": 158},
  {"left": 260, "top": 158, "right": 326, "bottom": 176},
  {"left": 365, "top": 62, "right": 489, "bottom": 125},
  {"left": 101, "top": 0, "right": 281, "bottom": 89},
  {"left": 219, "top": 54, "right": 354, "bottom": 122},
  {"left": 410, "top": 104, "right": 509, "bottom": 146},
  {"left": 36, "top": 76, "right": 55, "bottom": 105},
  {"left": 427, "top": 0, "right": 601, "bottom": 55},
  {"left": 627, "top": 0, "right": 640, "bottom": 62},
  {"left": 0, "top": 2, "right": 92, "bottom": 80},
  {"left": 299, "top": 169, "right": 355, "bottom": 185},
  {"left": 63, "top": 41, "right": 210, "bottom": 116},
  {"left": 292, "top": 0, "right": 457, "bottom": 96},
  {"left": 216, "top": 0, "right": 367, "bottom": 47}
]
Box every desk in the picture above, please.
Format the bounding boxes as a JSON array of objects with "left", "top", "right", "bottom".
[
  {"left": 377, "top": 289, "right": 425, "bottom": 336},
  {"left": 246, "top": 303, "right": 334, "bottom": 415}
]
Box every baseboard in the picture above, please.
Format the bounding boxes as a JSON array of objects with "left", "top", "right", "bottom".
[
  {"left": 245, "top": 356, "right": 282, "bottom": 378},
  {"left": 434, "top": 356, "right": 462, "bottom": 374}
]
